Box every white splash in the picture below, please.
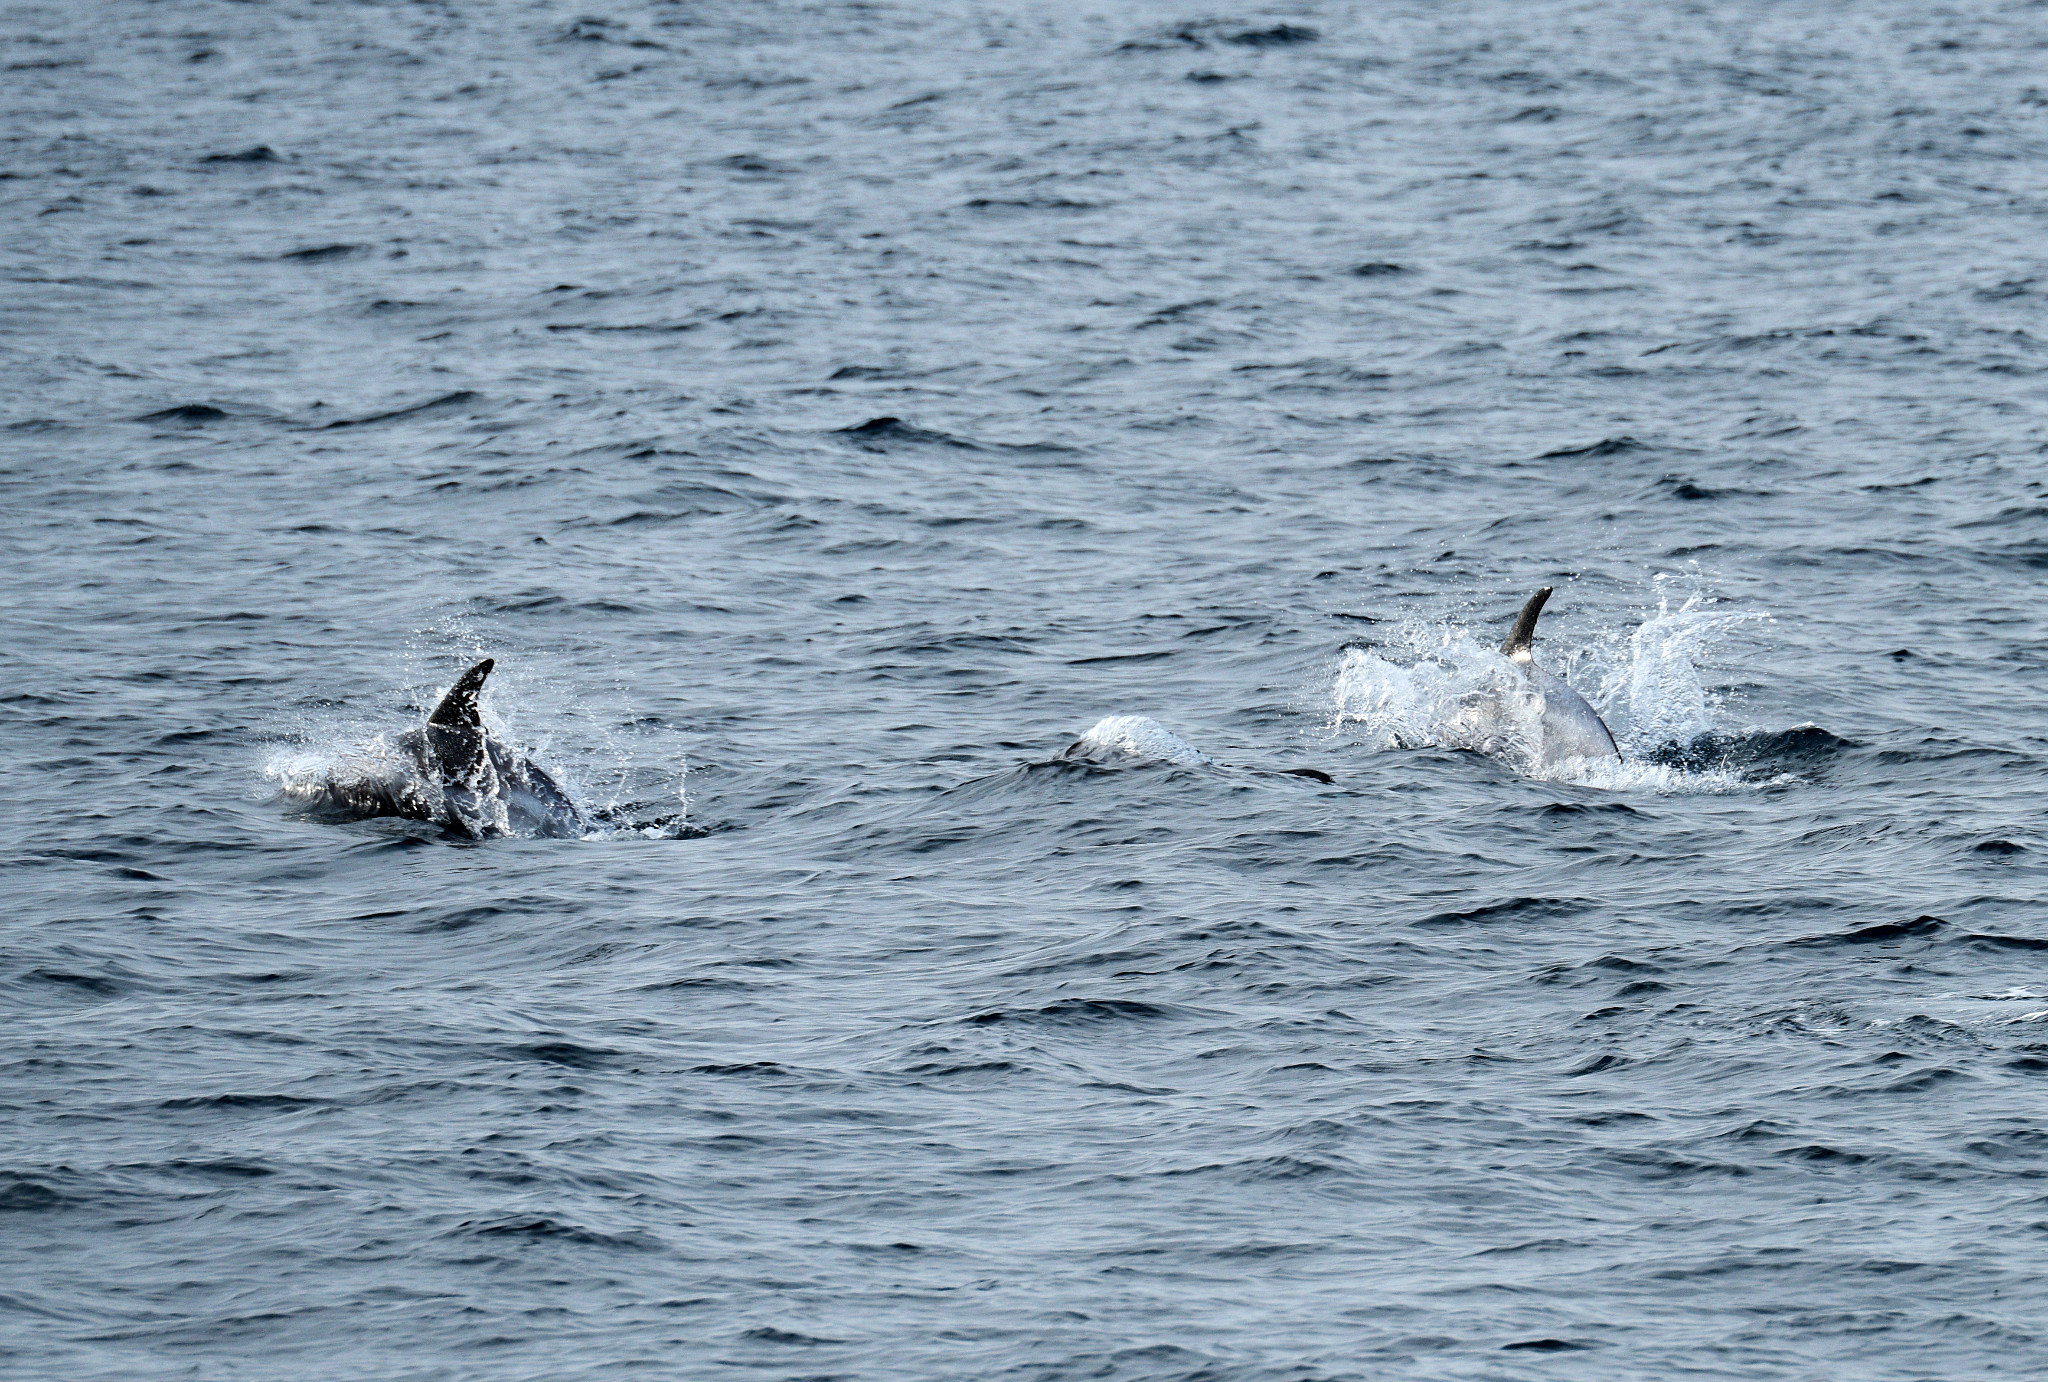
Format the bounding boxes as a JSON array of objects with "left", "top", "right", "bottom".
[
  {"left": 263, "top": 731, "right": 415, "bottom": 799},
  {"left": 1067, "top": 715, "right": 1211, "bottom": 766},
  {"left": 1592, "top": 577, "right": 1771, "bottom": 755}
]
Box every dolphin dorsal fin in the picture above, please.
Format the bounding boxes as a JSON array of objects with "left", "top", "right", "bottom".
[
  {"left": 428, "top": 658, "right": 494, "bottom": 727},
  {"left": 1501, "top": 587, "right": 1553, "bottom": 661}
]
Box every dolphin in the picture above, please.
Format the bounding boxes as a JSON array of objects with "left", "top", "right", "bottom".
[
  {"left": 1497, "top": 586, "right": 1619, "bottom": 768},
  {"left": 288, "top": 658, "right": 587, "bottom": 838}
]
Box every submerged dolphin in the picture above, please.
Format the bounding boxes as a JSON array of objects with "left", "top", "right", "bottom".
[
  {"left": 290, "top": 659, "right": 587, "bottom": 838},
  {"left": 1496, "top": 586, "right": 1619, "bottom": 767}
]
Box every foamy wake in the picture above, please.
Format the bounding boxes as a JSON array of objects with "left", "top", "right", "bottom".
[{"left": 1324, "top": 582, "right": 1777, "bottom": 793}]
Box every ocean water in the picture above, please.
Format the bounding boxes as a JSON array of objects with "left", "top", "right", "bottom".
[{"left": 7, "top": 1, "right": 2048, "bottom": 1377}]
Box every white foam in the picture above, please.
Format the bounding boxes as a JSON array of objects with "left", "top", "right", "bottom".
[{"left": 1069, "top": 715, "right": 1211, "bottom": 766}]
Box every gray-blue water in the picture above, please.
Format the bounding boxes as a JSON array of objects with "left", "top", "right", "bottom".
[{"left": 8, "top": 2, "right": 2048, "bottom": 1377}]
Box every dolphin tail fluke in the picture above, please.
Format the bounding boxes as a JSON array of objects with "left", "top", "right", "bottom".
[
  {"left": 428, "top": 658, "right": 494, "bottom": 727},
  {"left": 1501, "top": 587, "right": 1553, "bottom": 659}
]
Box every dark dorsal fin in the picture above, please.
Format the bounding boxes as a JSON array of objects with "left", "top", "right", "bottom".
[
  {"left": 1501, "top": 587, "right": 1552, "bottom": 660},
  {"left": 428, "top": 658, "right": 493, "bottom": 727}
]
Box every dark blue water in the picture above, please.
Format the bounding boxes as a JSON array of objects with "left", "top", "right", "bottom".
[{"left": 9, "top": 2, "right": 2048, "bottom": 1377}]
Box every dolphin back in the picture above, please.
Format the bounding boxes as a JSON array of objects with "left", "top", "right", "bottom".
[
  {"left": 1499, "top": 586, "right": 1620, "bottom": 765},
  {"left": 1524, "top": 661, "right": 1620, "bottom": 764}
]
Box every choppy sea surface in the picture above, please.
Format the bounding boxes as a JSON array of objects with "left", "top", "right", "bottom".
[{"left": 8, "top": 2, "right": 2048, "bottom": 1377}]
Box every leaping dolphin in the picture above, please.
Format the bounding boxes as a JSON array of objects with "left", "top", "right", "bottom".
[
  {"left": 1498, "top": 586, "right": 1619, "bottom": 767},
  {"left": 288, "top": 658, "right": 587, "bottom": 839}
]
